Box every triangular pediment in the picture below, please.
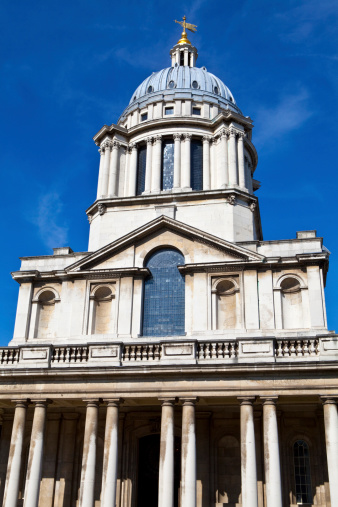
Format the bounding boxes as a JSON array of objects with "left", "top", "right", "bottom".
[{"left": 66, "top": 216, "right": 265, "bottom": 273}]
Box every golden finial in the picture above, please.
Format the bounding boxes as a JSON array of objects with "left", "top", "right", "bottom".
[{"left": 174, "top": 15, "right": 197, "bottom": 45}]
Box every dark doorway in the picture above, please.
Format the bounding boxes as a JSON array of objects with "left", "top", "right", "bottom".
[{"left": 137, "top": 434, "right": 181, "bottom": 507}]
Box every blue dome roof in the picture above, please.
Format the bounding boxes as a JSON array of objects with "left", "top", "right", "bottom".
[{"left": 129, "top": 66, "right": 238, "bottom": 107}]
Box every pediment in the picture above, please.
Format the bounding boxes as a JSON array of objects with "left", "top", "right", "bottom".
[{"left": 66, "top": 216, "right": 265, "bottom": 273}]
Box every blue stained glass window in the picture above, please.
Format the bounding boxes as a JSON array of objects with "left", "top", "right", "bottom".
[
  {"left": 136, "top": 145, "right": 147, "bottom": 195},
  {"left": 161, "top": 140, "right": 174, "bottom": 190},
  {"left": 191, "top": 139, "right": 203, "bottom": 191},
  {"left": 293, "top": 440, "right": 313, "bottom": 504},
  {"left": 142, "top": 248, "right": 185, "bottom": 337}
]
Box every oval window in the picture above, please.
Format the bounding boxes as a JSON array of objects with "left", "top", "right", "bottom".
[
  {"left": 147, "top": 85, "right": 154, "bottom": 93},
  {"left": 168, "top": 80, "right": 175, "bottom": 89},
  {"left": 192, "top": 80, "right": 199, "bottom": 89}
]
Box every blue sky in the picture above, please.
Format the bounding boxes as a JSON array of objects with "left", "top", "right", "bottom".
[{"left": 1, "top": 0, "right": 338, "bottom": 344}]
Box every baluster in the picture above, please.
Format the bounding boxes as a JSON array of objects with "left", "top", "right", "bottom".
[
  {"left": 303, "top": 340, "right": 309, "bottom": 356},
  {"left": 314, "top": 339, "right": 319, "bottom": 355},
  {"left": 211, "top": 343, "right": 217, "bottom": 358},
  {"left": 296, "top": 340, "right": 302, "bottom": 356},
  {"left": 205, "top": 343, "right": 211, "bottom": 359},
  {"left": 289, "top": 341, "right": 296, "bottom": 356},
  {"left": 130, "top": 345, "right": 136, "bottom": 361}
]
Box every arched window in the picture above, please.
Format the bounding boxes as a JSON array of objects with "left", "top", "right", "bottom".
[
  {"left": 142, "top": 248, "right": 185, "bottom": 337},
  {"left": 136, "top": 144, "right": 147, "bottom": 195},
  {"left": 162, "top": 140, "right": 174, "bottom": 190},
  {"left": 293, "top": 440, "right": 312, "bottom": 504},
  {"left": 190, "top": 139, "right": 203, "bottom": 190}
]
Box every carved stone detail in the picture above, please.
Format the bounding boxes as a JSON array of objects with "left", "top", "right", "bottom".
[
  {"left": 227, "top": 194, "right": 236, "bottom": 205},
  {"left": 250, "top": 202, "right": 256, "bottom": 212},
  {"left": 98, "top": 204, "right": 106, "bottom": 216}
]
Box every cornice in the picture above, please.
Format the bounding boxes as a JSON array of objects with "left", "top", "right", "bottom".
[{"left": 11, "top": 267, "right": 150, "bottom": 284}]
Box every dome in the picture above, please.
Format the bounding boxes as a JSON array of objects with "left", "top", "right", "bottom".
[{"left": 118, "top": 64, "right": 241, "bottom": 122}]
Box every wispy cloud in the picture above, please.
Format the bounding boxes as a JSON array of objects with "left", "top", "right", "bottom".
[
  {"left": 253, "top": 88, "right": 313, "bottom": 147},
  {"left": 28, "top": 192, "right": 69, "bottom": 251}
]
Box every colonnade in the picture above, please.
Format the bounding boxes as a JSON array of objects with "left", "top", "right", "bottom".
[
  {"left": 97, "top": 128, "right": 249, "bottom": 199},
  {"left": 3, "top": 396, "right": 337, "bottom": 507}
]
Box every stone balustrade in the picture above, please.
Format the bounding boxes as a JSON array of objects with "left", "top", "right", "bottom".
[{"left": 0, "top": 335, "right": 336, "bottom": 369}]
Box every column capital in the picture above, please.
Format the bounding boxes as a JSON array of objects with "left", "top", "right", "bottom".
[
  {"left": 102, "top": 140, "right": 113, "bottom": 150},
  {"left": 83, "top": 399, "right": 100, "bottom": 408},
  {"left": 238, "top": 396, "right": 256, "bottom": 405},
  {"left": 180, "top": 397, "right": 199, "bottom": 406},
  {"left": 202, "top": 135, "right": 212, "bottom": 143},
  {"left": 159, "top": 397, "right": 176, "bottom": 406},
  {"left": 220, "top": 128, "right": 229, "bottom": 138},
  {"left": 321, "top": 396, "right": 338, "bottom": 405},
  {"left": 212, "top": 136, "right": 219, "bottom": 144},
  {"left": 129, "top": 142, "right": 138, "bottom": 151},
  {"left": 103, "top": 398, "right": 123, "bottom": 407},
  {"left": 146, "top": 136, "right": 153, "bottom": 144},
  {"left": 184, "top": 133, "right": 192, "bottom": 140},
  {"left": 261, "top": 396, "right": 278, "bottom": 406},
  {"left": 11, "top": 399, "right": 29, "bottom": 408},
  {"left": 173, "top": 133, "right": 182, "bottom": 140},
  {"left": 112, "top": 140, "right": 120, "bottom": 149},
  {"left": 237, "top": 131, "right": 245, "bottom": 139},
  {"left": 30, "top": 399, "right": 52, "bottom": 407},
  {"left": 229, "top": 128, "right": 236, "bottom": 137},
  {"left": 154, "top": 134, "right": 162, "bottom": 143}
]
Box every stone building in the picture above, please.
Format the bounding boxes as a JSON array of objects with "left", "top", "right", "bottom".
[{"left": 0, "top": 22, "right": 337, "bottom": 507}]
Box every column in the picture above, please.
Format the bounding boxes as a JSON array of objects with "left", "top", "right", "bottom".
[
  {"left": 202, "top": 136, "right": 211, "bottom": 190},
  {"left": 96, "top": 148, "right": 105, "bottom": 199},
  {"left": 101, "top": 141, "right": 112, "bottom": 198},
  {"left": 238, "top": 133, "right": 246, "bottom": 189},
  {"left": 151, "top": 135, "right": 162, "bottom": 193},
  {"left": 101, "top": 399, "right": 121, "bottom": 507},
  {"left": 218, "top": 130, "right": 228, "bottom": 188},
  {"left": 3, "top": 401, "right": 28, "bottom": 507},
  {"left": 108, "top": 140, "right": 120, "bottom": 197},
  {"left": 128, "top": 143, "right": 138, "bottom": 196},
  {"left": 173, "top": 134, "right": 181, "bottom": 190},
  {"left": 181, "top": 134, "right": 191, "bottom": 190},
  {"left": 261, "top": 397, "right": 282, "bottom": 507},
  {"left": 23, "top": 400, "right": 49, "bottom": 507},
  {"left": 211, "top": 290, "right": 217, "bottom": 330},
  {"left": 144, "top": 137, "right": 153, "bottom": 193},
  {"left": 239, "top": 397, "right": 258, "bottom": 507},
  {"left": 79, "top": 400, "right": 99, "bottom": 507},
  {"left": 184, "top": 48, "right": 189, "bottom": 66},
  {"left": 229, "top": 129, "right": 238, "bottom": 186},
  {"left": 181, "top": 398, "right": 197, "bottom": 507},
  {"left": 322, "top": 397, "right": 338, "bottom": 505},
  {"left": 158, "top": 398, "right": 175, "bottom": 507}
]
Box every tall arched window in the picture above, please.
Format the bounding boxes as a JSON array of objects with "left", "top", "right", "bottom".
[
  {"left": 191, "top": 139, "right": 203, "bottom": 190},
  {"left": 293, "top": 440, "right": 312, "bottom": 504},
  {"left": 142, "top": 248, "right": 185, "bottom": 337},
  {"left": 162, "top": 140, "right": 174, "bottom": 190},
  {"left": 136, "top": 144, "right": 147, "bottom": 195}
]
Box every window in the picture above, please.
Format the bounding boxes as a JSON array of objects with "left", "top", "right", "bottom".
[
  {"left": 192, "top": 107, "right": 201, "bottom": 115},
  {"left": 293, "top": 440, "right": 312, "bottom": 504},
  {"left": 147, "top": 85, "right": 154, "bottom": 93},
  {"left": 190, "top": 139, "right": 203, "bottom": 191},
  {"left": 161, "top": 139, "right": 174, "bottom": 190},
  {"left": 141, "top": 112, "right": 148, "bottom": 122},
  {"left": 168, "top": 80, "right": 175, "bottom": 89},
  {"left": 180, "top": 52, "right": 184, "bottom": 66},
  {"left": 142, "top": 248, "right": 185, "bottom": 337},
  {"left": 214, "top": 86, "right": 219, "bottom": 94},
  {"left": 136, "top": 144, "right": 147, "bottom": 195},
  {"left": 192, "top": 80, "right": 199, "bottom": 89},
  {"left": 165, "top": 107, "right": 174, "bottom": 115}
]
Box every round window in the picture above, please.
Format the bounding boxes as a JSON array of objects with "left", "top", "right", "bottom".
[
  {"left": 192, "top": 80, "right": 199, "bottom": 89},
  {"left": 168, "top": 80, "right": 175, "bottom": 89},
  {"left": 214, "top": 86, "right": 219, "bottom": 94},
  {"left": 147, "top": 85, "right": 154, "bottom": 93}
]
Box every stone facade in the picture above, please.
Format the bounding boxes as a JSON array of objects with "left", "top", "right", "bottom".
[{"left": 0, "top": 32, "right": 337, "bottom": 507}]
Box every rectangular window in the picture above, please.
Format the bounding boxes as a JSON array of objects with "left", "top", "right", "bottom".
[
  {"left": 136, "top": 145, "right": 147, "bottom": 195},
  {"left": 161, "top": 140, "right": 174, "bottom": 190},
  {"left": 191, "top": 139, "right": 203, "bottom": 191},
  {"left": 165, "top": 107, "right": 174, "bottom": 115},
  {"left": 192, "top": 107, "right": 201, "bottom": 115},
  {"left": 141, "top": 112, "right": 148, "bottom": 122}
]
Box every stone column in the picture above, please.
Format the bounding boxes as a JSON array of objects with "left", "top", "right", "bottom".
[
  {"left": 144, "top": 137, "right": 153, "bottom": 193},
  {"left": 108, "top": 140, "right": 120, "bottom": 197},
  {"left": 262, "top": 397, "right": 282, "bottom": 507},
  {"left": 101, "top": 399, "right": 121, "bottom": 507},
  {"left": 158, "top": 398, "right": 176, "bottom": 507},
  {"left": 181, "top": 134, "right": 192, "bottom": 190},
  {"left": 184, "top": 48, "right": 189, "bottom": 66},
  {"left": 181, "top": 398, "right": 197, "bottom": 507},
  {"left": 3, "top": 401, "right": 28, "bottom": 507},
  {"left": 322, "top": 397, "right": 338, "bottom": 505},
  {"left": 128, "top": 143, "right": 138, "bottom": 196},
  {"left": 151, "top": 135, "right": 162, "bottom": 193},
  {"left": 219, "top": 130, "right": 229, "bottom": 188},
  {"left": 238, "top": 133, "right": 246, "bottom": 189},
  {"left": 79, "top": 400, "right": 99, "bottom": 507},
  {"left": 96, "top": 148, "right": 105, "bottom": 199},
  {"left": 238, "top": 397, "right": 258, "bottom": 507},
  {"left": 173, "top": 134, "right": 182, "bottom": 190},
  {"left": 23, "top": 400, "right": 49, "bottom": 507},
  {"left": 202, "top": 136, "right": 211, "bottom": 190},
  {"left": 101, "top": 141, "right": 112, "bottom": 198},
  {"left": 229, "top": 129, "right": 238, "bottom": 186}
]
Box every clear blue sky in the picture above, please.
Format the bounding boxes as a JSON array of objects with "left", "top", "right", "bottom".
[{"left": 1, "top": 0, "right": 337, "bottom": 344}]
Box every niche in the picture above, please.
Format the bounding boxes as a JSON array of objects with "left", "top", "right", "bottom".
[
  {"left": 34, "top": 289, "right": 59, "bottom": 338},
  {"left": 213, "top": 278, "right": 241, "bottom": 330},
  {"left": 90, "top": 284, "right": 116, "bottom": 335},
  {"left": 280, "top": 277, "right": 304, "bottom": 329},
  {"left": 216, "top": 435, "right": 241, "bottom": 505}
]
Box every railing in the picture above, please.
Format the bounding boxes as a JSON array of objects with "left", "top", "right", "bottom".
[
  {"left": 275, "top": 339, "right": 319, "bottom": 357},
  {"left": 0, "top": 336, "right": 335, "bottom": 369}
]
